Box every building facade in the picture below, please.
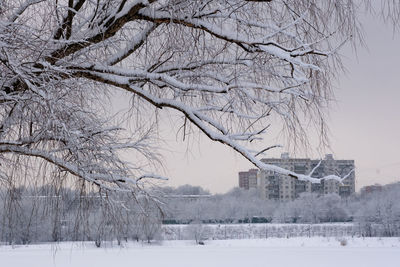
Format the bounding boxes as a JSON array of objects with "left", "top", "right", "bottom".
[
  {"left": 240, "top": 153, "right": 355, "bottom": 201},
  {"left": 238, "top": 169, "right": 259, "bottom": 190}
]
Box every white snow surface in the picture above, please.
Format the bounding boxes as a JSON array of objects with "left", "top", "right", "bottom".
[{"left": 1, "top": 237, "right": 399, "bottom": 267}]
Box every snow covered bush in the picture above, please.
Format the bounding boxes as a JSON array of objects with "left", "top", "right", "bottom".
[
  {"left": 338, "top": 238, "right": 348, "bottom": 246},
  {"left": 355, "top": 185, "right": 400, "bottom": 237},
  {"left": 272, "top": 193, "right": 349, "bottom": 224},
  {"left": 187, "top": 220, "right": 208, "bottom": 244}
]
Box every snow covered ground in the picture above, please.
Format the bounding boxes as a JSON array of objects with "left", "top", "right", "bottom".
[{"left": 1, "top": 237, "right": 400, "bottom": 267}]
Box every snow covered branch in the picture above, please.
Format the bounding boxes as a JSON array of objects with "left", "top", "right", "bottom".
[{"left": 1, "top": 0, "right": 398, "bottom": 193}]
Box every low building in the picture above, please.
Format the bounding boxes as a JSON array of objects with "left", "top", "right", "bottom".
[
  {"left": 238, "top": 169, "right": 258, "bottom": 190},
  {"left": 360, "top": 184, "right": 383, "bottom": 196}
]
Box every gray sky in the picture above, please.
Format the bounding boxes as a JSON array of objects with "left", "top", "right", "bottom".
[{"left": 156, "top": 12, "right": 400, "bottom": 193}]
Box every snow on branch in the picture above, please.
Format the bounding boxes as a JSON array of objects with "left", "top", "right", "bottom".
[
  {"left": 76, "top": 70, "right": 347, "bottom": 183},
  {"left": 7, "top": 0, "right": 45, "bottom": 23},
  {"left": 1, "top": 0, "right": 387, "bottom": 192}
]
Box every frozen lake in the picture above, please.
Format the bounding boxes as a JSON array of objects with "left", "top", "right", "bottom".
[{"left": 1, "top": 237, "right": 400, "bottom": 267}]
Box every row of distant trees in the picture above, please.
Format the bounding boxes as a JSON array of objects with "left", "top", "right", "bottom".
[
  {"left": 162, "top": 183, "right": 400, "bottom": 237},
  {"left": 162, "top": 186, "right": 349, "bottom": 224},
  {"left": 1, "top": 182, "right": 399, "bottom": 245},
  {"left": 161, "top": 186, "right": 352, "bottom": 223}
]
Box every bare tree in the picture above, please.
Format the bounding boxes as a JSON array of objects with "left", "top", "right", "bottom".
[
  {"left": 1, "top": 1, "right": 400, "bottom": 243},
  {"left": 0, "top": 0, "right": 374, "bottom": 188}
]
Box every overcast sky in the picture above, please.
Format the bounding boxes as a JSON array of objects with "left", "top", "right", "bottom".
[{"left": 151, "top": 10, "right": 400, "bottom": 194}]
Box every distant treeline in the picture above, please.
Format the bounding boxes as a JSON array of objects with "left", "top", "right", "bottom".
[
  {"left": 1, "top": 182, "right": 400, "bottom": 246},
  {"left": 162, "top": 215, "right": 355, "bottom": 225},
  {"left": 162, "top": 217, "right": 270, "bottom": 225},
  {"left": 161, "top": 183, "right": 400, "bottom": 237}
]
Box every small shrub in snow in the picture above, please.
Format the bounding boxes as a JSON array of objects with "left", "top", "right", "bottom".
[
  {"left": 338, "top": 238, "right": 348, "bottom": 246},
  {"left": 187, "top": 221, "right": 210, "bottom": 244}
]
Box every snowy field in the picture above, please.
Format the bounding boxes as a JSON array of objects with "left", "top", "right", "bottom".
[{"left": 1, "top": 237, "right": 400, "bottom": 267}]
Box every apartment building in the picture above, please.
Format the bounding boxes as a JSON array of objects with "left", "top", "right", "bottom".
[
  {"left": 240, "top": 153, "right": 355, "bottom": 201},
  {"left": 238, "top": 169, "right": 259, "bottom": 190},
  {"left": 309, "top": 154, "right": 355, "bottom": 197},
  {"left": 258, "top": 153, "right": 312, "bottom": 201}
]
